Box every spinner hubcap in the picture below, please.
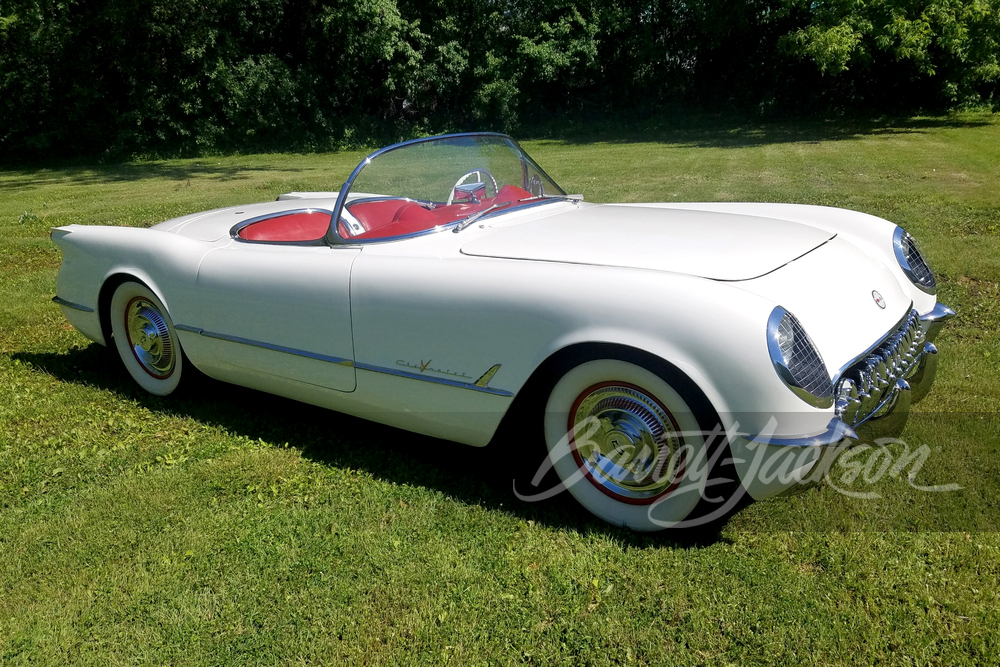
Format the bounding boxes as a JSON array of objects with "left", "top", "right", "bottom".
[
  {"left": 568, "top": 382, "right": 685, "bottom": 504},
  {"left": 124, "top": 297, "right": 175, "bottom": 379}
]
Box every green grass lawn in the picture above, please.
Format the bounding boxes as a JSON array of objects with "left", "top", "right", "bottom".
[{"left": 2, "top": 115, "right": 999, "bottom": 665}]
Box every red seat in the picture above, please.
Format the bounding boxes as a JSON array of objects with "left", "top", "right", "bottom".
[
  {"left": 238, "top": 185, "right": 537, "bottom": 243},
  {"left": 347, "top": 199, "right": 414, "bottom": 232},
  {"left": 238, "top": 211, "right": 330, "bottom": 242},
  {"left": 351, "top": 185, "right": 535, "bottom": 240}
]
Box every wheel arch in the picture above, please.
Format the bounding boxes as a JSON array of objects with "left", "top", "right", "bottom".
[
  {"left": 98, "top": 271, "right": 170, "bottom": 348},
  {"left": 491, "top": 341, "right": 723, "bottom": 448}
]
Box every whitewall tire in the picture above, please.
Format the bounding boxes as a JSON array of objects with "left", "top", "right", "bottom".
[
  {"left": 109, "top": 281, "right": 183, "bottom": 396},
  {"left": 543, "top": 358, "right": 715, "bottom": 531}
]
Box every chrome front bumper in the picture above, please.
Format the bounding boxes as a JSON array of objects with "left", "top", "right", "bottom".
[
  {"left": 833, "top": 303, "right": 954, "bottom": 442},
  {"left": 734, "top": 303, "right": 953, "bottom": 499},
  {"left": 756, "top": 303, "right": 954, "bottom": 449}
]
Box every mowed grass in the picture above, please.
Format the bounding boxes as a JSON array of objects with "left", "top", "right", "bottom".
[{"left": 2, "top": 115, "right": 999, "bottom": 665}]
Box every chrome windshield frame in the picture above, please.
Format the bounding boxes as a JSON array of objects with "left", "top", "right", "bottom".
[{"left": 325, "top": 132, "right": 566, "bottom": 245}]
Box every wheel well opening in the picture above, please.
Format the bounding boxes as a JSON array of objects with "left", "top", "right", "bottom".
[
  {"left": 98, "top": 273, "right": 142, "bottom": 346},
  {"left": 491, "top": 342, "right": 720, "bottom": 448}
]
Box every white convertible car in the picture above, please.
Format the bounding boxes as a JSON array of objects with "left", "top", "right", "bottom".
[{"left": 52, "top": 133, "right": 953, "bottom": 530}]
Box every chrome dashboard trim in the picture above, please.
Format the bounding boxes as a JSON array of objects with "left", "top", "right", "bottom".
[
  {"left": 748, "top": 418, "right": 857, "bottom": 447},
  {"left": 52, "top": 296, "right": 95, "bottom": 313}
]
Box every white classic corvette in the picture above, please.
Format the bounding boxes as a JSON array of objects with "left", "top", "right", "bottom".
[{"left": 52, "top": 133, "right": 953, "bottom": 530}]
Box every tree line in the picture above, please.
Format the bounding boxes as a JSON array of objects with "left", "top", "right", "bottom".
[{"left": 1, "top": 0, "right": 997, "bottom": 161}]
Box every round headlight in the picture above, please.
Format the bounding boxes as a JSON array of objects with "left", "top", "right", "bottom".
[
  {"left": 766, "top": 307, "right": 834, "bottom": 408},
  {"left": 893, "top": 226, "right": 936, "bottom": 295}
]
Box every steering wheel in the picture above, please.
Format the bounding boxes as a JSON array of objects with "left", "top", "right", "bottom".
[{"left": 447, "top": 168, "right": 499, "bottom": 206}]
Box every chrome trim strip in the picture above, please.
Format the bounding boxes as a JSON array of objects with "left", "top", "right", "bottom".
[
  {"left": 748, "top": 418, "right": 857, "bottom": 447},
  {"left": 354, "top": 361, "right": 514, "bottom": 397},
  {"left": 474, "top": 364, "right": 502, "bottom": 388},
  {"left": 175, "top": 325, "right": 354, "bottom": 367},
  {"left": 174, "top": 324, "right": 514, "bottom": 396},
  {"left": 52, "top": 296, "right": 95, "bottom": 313}
]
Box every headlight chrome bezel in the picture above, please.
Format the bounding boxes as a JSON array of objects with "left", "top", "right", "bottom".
[
  {"left": 766, "top": 307, "right": 835, "bottom": 409},
  {"left": 892, "top": 226, "right": 937, "bottom": 295}
]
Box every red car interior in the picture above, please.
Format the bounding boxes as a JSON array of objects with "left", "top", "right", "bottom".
[
  {"left": 237, "top": 210, "right": 331, "bottom": 242},
  {"left": 237, "top": 184, "right": 534, "bottom": 243}
]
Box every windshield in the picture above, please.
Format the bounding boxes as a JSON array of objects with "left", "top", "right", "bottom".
[{"left": 332, "top": 133, "right": 567, "bottom": 242}]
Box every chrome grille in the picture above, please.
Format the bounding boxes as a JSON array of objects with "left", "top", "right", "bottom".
[{"left": 835, "top": 309, "right": 925, "bottom": 425}]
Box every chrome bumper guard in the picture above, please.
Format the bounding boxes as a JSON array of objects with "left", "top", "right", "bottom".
[{"left": 834, "top": 303, "right": 954, "bottom": 440}]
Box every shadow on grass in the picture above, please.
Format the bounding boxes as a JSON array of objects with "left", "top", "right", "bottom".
[
  {"left": 0, "top": 160, "right": 314, "bottom": 192},
  {"left": 525, "top": 114, "right": 994, "bottom": 149},
  {"left": 12, "top": 344, "right": 735, "bottom": 549}
]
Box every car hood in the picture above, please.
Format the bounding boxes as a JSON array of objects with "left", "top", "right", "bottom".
[{"left": 460, "top": 203, "right": 836, "bottom": 281}]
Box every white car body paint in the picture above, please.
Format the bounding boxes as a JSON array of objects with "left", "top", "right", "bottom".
[{"left": 51, "top": 139, "right": 950, "bottom": 510}]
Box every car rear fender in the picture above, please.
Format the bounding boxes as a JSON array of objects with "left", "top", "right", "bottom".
[{"left": 53, "top": 225, "right": 213, "bottom": 346}]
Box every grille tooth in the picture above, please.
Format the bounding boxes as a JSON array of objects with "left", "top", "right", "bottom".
[{"left": 836, "top": 309, "right": 924, "bottom": 424}]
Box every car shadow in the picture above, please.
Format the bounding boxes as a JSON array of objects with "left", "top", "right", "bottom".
[{"left": 12, "top": 344, "right": 734, "bottom": 549}]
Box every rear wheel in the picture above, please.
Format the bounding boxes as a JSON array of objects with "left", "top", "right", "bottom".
[
  {"left": 543, "top": 357, "right": 724, "bottom": 530},
  {"left": 109, "top": 281, "right": 184, "bottom": 396}
]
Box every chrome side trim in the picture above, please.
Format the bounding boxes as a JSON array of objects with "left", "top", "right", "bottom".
[
  {"left": 174, "top": 324, "right": 514, "bottom": 397},
  {"left": 175, "top": 325, "right": 354, "bottom": 367},
  {"left": 474, "top": 364, "right": 502, "bottom": 388},
  {"left": 52, "top": 296, "right": 95, "bottom": 313},
  {"left": 749, "top": 418, "right": 858, "bottom": 447},
  {"left": 354, "top": 361, "right": 514, "bottom": 397}
]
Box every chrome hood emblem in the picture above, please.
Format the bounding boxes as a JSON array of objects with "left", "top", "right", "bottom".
[{"left": 872, "top": 290, "right": 886, "bottom": 309}]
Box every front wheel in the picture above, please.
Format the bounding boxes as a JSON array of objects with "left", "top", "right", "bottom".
[
  {"left": 109, "top": 281, "right": 184, "bottom": 396},
  {"left": 543, "top": 358, "right": 725, "bottom": 531}
]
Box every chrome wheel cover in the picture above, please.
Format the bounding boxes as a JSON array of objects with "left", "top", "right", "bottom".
[
  {"left": 569, "top": 383, "right": 685, "bottom": 503},
  {"left": 124, "top": 297, "right": 175, "bottom": 379}
]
